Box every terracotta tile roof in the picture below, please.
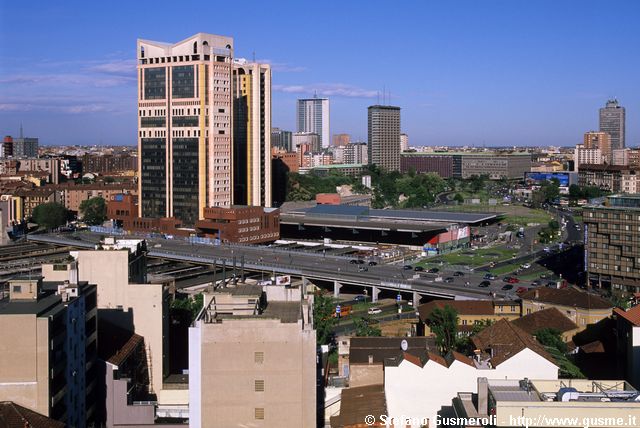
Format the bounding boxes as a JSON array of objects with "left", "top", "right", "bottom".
[
  {"left": 330, "top": 384, "right": 387, "bottom": 428},
  {"left": 511, "top": 308, "right": 579, "bottom": 336},
  {"left": 471, "top": 319, "right": 556, "bottom": 367},
  {"left": 417, "top": 300, "right": 496, "bottom": 322},
  {"left": 0, "top": 401, "right": 64, "bottom": 428},
  {"left": 614, "top": 305, "right": 640, "bottom": 327},
  {"left": 579, "top": 340, "right": 605, "bottom": 354},
  {"left": 427, "top": 351, "right": 447, "bottom": 367},
  {"left": 349, "top": 337, "right": 435, "bottom": 365},
  {"left": 402, "top": 351, "right": 425, "bottom": 367},
  {"left": 520, "top": 287, "right": 612, "bottom": 310},
  {"left": 446, "top": 350, "right": 476, "bottom": 367}
]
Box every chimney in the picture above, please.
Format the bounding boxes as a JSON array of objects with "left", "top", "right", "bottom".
[
  {"left": 477, "top": 377, "right": 489, "bottom": 416},
  {"left": 69, "top": 260, "right": 78, "bottom": 285}
]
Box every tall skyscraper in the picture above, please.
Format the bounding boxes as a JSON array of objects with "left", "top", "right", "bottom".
[
  {"left": 368, "top": 105, "right": 401, "bottom": 171},
  {"left": 137, "top": 33, "right": 234, "bottom": 226},
  {"left": 332, "top": 133, "right": 350, "bottom": 147},
  {"left": 599, "top": 99, "right": 625, "bottom": 150},
  {"left": 584, "top": 131, "right": 612, "bottom": 161},
  {"left": 296, "top": 96, "right": 329, "bottom": 149},
  {"left": 232, "top": 60, "right": 272, "bottom": 207},
  {"left": 400, "top": 133, "right": 409, "bottom": 152},
  {"left": 271, "top": 128, "right": 293, "bottom": 152}
]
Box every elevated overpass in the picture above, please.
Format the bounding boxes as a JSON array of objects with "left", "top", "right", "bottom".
[{"left": 27, "top": 232, "right": 497, "bottom": 302}]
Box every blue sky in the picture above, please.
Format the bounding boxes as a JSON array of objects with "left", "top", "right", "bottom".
[{"left": 1, "top": 0, "right": 639, "bottom": 147}]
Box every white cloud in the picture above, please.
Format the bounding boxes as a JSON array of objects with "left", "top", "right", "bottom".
[{"left": 273, "top": 83, "right": 378, "bottom": 98}]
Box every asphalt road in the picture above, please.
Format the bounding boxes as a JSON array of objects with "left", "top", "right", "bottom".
[{"left": 29, "top": 231, "right": 509, "bottom": 300}]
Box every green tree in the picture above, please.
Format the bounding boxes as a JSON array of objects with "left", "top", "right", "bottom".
[
  {"left": 354, "top": 316, "right": 382, "bottom": 337},
  {"left": 453, "top": 193, "right": 464, "bottom": 204},
  {"left": 535, "top": 328, "right": 567, "bottom": 353},
  {"left": 79, "top": 197, "right": 107, "bottom": 225},
  {"left": 170, "top": 293, "right": 204, "bottom": 324},
  {"left": 456, "top": 319, "right": 494, "bottom": 353},
  {"left": 427, "top": 305, "right": 459, "bottom": 354},
  {"left": 313, "top": 292, "right": 337, "bottom": 345},
  {"left": 32, "top": 202, "right": 69, "bottom": 230},
  {"left": 548, "top": 220, "right": 560, "bottom": 231}
]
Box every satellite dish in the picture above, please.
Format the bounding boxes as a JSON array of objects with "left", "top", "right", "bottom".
[{"left": 401, "top": 339, "right": 408, "bottom": 351}]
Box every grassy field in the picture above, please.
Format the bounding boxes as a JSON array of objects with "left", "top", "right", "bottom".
[{"left": 419, "top": 246, "right": 518, "bottom": 268}]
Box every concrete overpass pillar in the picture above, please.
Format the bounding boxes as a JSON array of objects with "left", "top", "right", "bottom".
[
  {"left": 413, "top": 291, "right": 420, "bottom": 308},
  {"left": 301, "top": 276, "right": 309, "bottom": 297},
  {"left": 371, "top": 286, "right": 380, "bottom": 303},
  {"left": 333, "top": 281, "right": 342, "bottom": 299}
]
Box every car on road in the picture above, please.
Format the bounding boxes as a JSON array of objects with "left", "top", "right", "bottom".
[
  {"left": 358, "top": 266, "right": 368, "bottom": 272},
  {"left": 368, "top": 261, "right": 378, "bottom": 266},
  {"left": 501, "top": 284, "right": 514, "bottom": 291},
  {"left": 349, "top": 259, "right": 358, "bottom": 264},
  {"left": 414, "top": 266, "right": 425, "bottom": 272},
  {"left": 444, "top": 277, "right": 454, "bottom": 283},
  {"left": 368, "top": 307, "right": 382, "bottom": 315},
  {"left": 531, "top": 280, "right": 541, "bottom": 286},
  {"left": 520, "top": 263, "right": 531, "bottom": 269},
  {"left": 453, "top": 271, "right": 465, "bottom": 277},
  {"left": 484, "top": 273, "right": 497, "bottom": 280},
  {"left": 354, "top": 295, "right": 366, "bottom": 302},
  {"left": 403, "top": 265, "right": 413, "bottom": 270},
  {"left": 479, "top": 281, "right": 491, "bottom": 287},
  {"left": 428, "top": 268, "right": 440, "bottom": 273}
]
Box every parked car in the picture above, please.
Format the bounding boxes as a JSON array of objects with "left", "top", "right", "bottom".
[
  {"left": 403, "top": 265, "right": 413, "bottom": 270},
  {"left": 414, "top": 266, "right": 425, "bottom": 272},
  {"left": 354, "top": 295, "right": 366, "bottom": 302},
  {"left": 501, "top": 284, "right": 514, "bottom": 291},
  {"left": 428, "top": 268, "right": 440, "bottom": 273},
  {"left": 358, "top": 266, "right": 368, "bottom": 272},
  {"left": 484, "top": 273, "right": 497, "bottom": 280},
  {"left": 520, "top": 263, "right": 531, "bottom": 269},
  {"left": 531, "top": 280, "right": 541, "bottom": 286},
  {"left": 356, "top": 259, "right": 365, "bottom": 264},
  {"left": 516, "top": 287, "right": 528, "bottom": 294},
  {"left": 507, "top": 277, "right": 520, "bottom": 284},
  {"left": 444, "top": 277, "right": 454, "bottom": 283},
  {"left": 368, "top": 261, "right": 378, "bottom": 266},
  {"left": 368, "top": 307, "right": 382, "bottom": 315},
  {"left": 349, "top": 259, "right": 358, "bottom": 264},
  {"left": 479, "top": 281, "right": 491, "bottom": 287},
  {"left": 453, "top": 271, "right": 465, "bottom": 277}
]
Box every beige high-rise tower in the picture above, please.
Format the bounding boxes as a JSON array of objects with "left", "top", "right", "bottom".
[
  {"left": 137, "top": 33, "right": 233, "bottom": 225},
  {"left": 232, "top": 60, "right": 272, "bottom": 207}
]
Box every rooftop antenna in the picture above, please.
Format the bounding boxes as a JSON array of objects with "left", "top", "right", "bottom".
[
  {"left": 252, "top": 51, "right": 256, "bottom": 62},
  {"left": 19, "top": 122, "right": 23, "bottom": 139},
  {"left": 383, "top": 84, "right": 386, "bottom": 105},
  {"left": 314, "top": 90, "right": 318, "bottom": 98},
  {"left": 377, "top": 91, "right": 380, "bottom": 104}
]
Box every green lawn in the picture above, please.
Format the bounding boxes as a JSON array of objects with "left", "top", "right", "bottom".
[
  {"left": 419, "top": 247, "right": 518, "bottom": 268},
  {"left": 437, "top": 204, "right": 552, "bottom": 226}
]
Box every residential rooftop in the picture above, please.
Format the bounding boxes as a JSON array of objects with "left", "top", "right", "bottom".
[{"left": 519, "top": 287, "right": 612, "bottom": 310}]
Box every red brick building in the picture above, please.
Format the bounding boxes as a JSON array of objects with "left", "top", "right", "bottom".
[
  {"left": 107, "top": 194, "right": 279, "bottom": 243},
  {"left": 196, "top": 206, "right": 279, "bottom": 243}
]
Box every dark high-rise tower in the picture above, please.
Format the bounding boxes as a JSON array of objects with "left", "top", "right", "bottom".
[
  {"left": 367, "top": 105, "right": 401, "bottom": 171},
  {"left": 599, "top": 99, "right": 626, "bottom": 150}
]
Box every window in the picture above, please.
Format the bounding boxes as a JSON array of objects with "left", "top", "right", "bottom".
[
  {"left": 255, "top": 379, "right": 265, "bottom": 392},
  {"left": 254, "top": 351, "right": 264, "bottom": 364},
  {"left": 12, "top": 285, "right": 21, "bottom": 293},
  {"left": 255, "top": 408, "right": 264, "bottom": 420}
]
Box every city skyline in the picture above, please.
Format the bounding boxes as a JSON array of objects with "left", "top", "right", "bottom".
[{"left": 1, "top": 0, "right": 640, "bottom": 147}]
